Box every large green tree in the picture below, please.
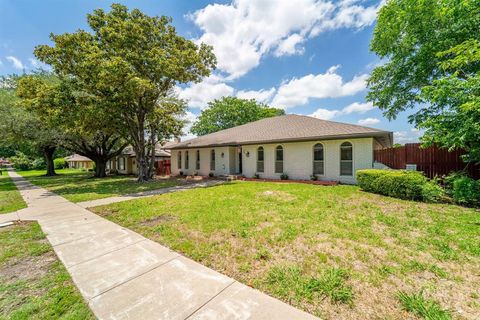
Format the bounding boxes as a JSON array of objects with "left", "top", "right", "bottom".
[
  {"left": 17, "top": 75, "right": 129, "bottom": 178},
  {"left": 190, "top": 97, "right": 285, "bottom": 136},
  {"left": 367, "top": 0, "right": 480, "bottom": 162},
  {"left": 34, "top": 4, "right": 215, "bottom": 181},
  {"left": 0, "top": 74, "right": 64, "bottom": 176}
]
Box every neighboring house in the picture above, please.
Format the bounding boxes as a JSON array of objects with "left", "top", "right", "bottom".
[
  {"left": 65, "top": 154, "right": 94, "bottom": 169},
  {"left": 169, "top": 114, "right": 393, "bottom": 184},
  {"left": 107, "top": 142, "right": 174, "bottom": 175}
]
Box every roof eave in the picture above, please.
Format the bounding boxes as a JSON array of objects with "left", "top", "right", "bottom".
[{"left": 169, "top": 131, "right": 392, "bottom": 150}]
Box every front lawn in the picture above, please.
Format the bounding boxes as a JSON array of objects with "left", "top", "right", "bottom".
[
  {"left": 92, "top": 181, "right": 480, "bottom": 319},
  {"left": 19, "top": 169, "right": 182, "bottom": 203},
  {"left": 0, "top": 172, "right": 26, "bottom": 214},
  {"left": 0, "top": 221, "right": 94, "bottom": 319}
]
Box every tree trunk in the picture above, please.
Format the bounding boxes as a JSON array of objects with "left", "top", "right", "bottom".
[
  {"left": 94, "top": 159, "right": 107, "bottom": 178},
  {"left": 43, "top": 146, "right": 56, "bottom": 176},
  {"left": 136, "top": 147, "right": 148, "bottom": 182},
  {"left": 135, "top": 116, "right": 149, "bottom": 182}
]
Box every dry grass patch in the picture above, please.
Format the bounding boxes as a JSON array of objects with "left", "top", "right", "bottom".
[
  {"left": 0, "top": 221, "right": 94, "bottom": 319},
  {"left": 92, "top": 181, "right": 480, "bottom": 319}
]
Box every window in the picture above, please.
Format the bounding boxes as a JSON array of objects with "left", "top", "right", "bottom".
[
  {"left": 313, "top": 143, "right": 324, "bottom": 175},
  {"left": 178, "top": 151, "right": 182, "bottom": 169},
  {"left": 185, "top": 151, "right": 189, "bottom": 169},
  {"left": 118, "top": 157, "right": 125, "bottom": 171},
  {"left": 340, "top": 142, "right": 353, "bottom": 176},
  {"left": 256, "top": 147, "right": 264, "bottom": 172},
  {"left": 196, "top": 150, "right": 200, "bottom": 170},
  {"left": 210, "top": 149, "right": 215, "bottom": 171},
  {"left": 275, "top": 145, "right": 283, "bottom": 173}
]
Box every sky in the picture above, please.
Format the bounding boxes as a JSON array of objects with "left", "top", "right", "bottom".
[{"left": 0, "top": 0, "right": 421, "bottom": 143}]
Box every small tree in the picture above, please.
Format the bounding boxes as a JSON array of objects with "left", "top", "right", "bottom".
[
  {"left": 191, "top": 97, "right": 285, "bottom": 136},
  {"left": 35, "top": 4, "right": 216, "bottom": 181}
]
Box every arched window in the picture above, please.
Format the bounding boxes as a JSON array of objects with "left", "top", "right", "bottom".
[
  {"left": 275, "top": 145, "right": 283, "bottom": 173},
  {"left": 178, "top": 151, "right": 182, "bottom": 169},
  {"left": 196, "top": 150, "right": 200, "bottom": 170},
  {"left": 313, "top": 143, "right": 324, "bottom": 175},
  {"left": 340, "top": 142, "right": 353, "bottom": 176},
  {"left": 210, "top": 149, "right": 215, "bottom": 171},
  {"left": 256, "top": 147, "right": 264, "bottom": 173},
  {"left": 185, "top": 151, "right": 189, "bottom": 170}
]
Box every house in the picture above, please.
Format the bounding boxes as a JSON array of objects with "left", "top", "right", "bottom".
[
  {"left": 169, "top": 114, "right": 393, "bottom": 184},
  {"left": 65, "top": 154, "right": 94, "bottom": 169},
  {"left": 107, "top": 142, "right": 174, "bottom": 175}
]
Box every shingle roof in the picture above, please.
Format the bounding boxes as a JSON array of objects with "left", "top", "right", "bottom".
[
  {"left": 65, "top": 154, "right": 92, "bottom": 162},
  {"left": 170, "top": 114, "right": 392, "bottom": 149},
  {"left": 121, "top": 143, "right": 172, "bottom": 157}
]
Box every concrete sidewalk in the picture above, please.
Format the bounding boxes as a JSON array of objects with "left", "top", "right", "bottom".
[{"left": 6, "top": 168, "right": 318, "bottom": 320}]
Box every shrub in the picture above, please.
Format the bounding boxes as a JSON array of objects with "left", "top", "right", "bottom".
[
  {"left": 310, "top": 174, "right": 318, "bottom": 181},
  {"left": 31, "top": 158, "right": 46, "bottom": 170},
  {"left": 208, "top": 172, "right": 214, "bottom": 177},
  {"left": 253, "top": 173, "right": 260, "bottom": 179},
  {"left": 356, "top": 169, "right": 389, "bottom": 192},
  {"left": 357, "top": 169, "right": 443, "bottom": 202},
  {"left": 422, "top": 181, "right": 445, "bottom": 203},
  {"left": 452, "top": 176, "right": 480, "bottom": 206},
  {"left": 280, "top": 173, "right": 289, "bottom": 180},
  {"left": 8, "top": 152, "right": 33, "bottom": 171},
  {"left": 443, "top": 171, "right": 466, "bottom": 194},
  {"left": 53, "top": 157, "right": 67, "bottom": 169}
]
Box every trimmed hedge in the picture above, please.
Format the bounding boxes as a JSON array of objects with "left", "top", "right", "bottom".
[{"left": 357, "top": 169, "right": 443, "bottom": 202}]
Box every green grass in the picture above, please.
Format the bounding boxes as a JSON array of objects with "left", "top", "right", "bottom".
[
  {"left": 397, "top": 291, "right": 451, "bottom": 320},
  {"left": 0, "top": 222, "right": 94, "bottom": 319},
  {"left": 0, "top": 172, "right": 26, "bottom": 214},
  {"left": 18, "top": 169, "right": 181, "bottom": 203},
  {"left": 92, "top": 181, "right": 480, "bottom": 319}
]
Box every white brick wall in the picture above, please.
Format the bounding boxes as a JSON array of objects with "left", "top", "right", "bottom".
[
  {"left": 171, "top": 138, "right": 374, "bottom": 183},
  {"left": 242, "top": 138, "right": 374, "bottom": 184},
  {"left": 171, "top": 146, "right": 236, "bottom": 176}
]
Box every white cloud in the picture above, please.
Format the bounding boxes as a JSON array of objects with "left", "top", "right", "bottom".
[
  {"left": 190, "top": 0, "right": 383, "bottom": 79},
  {"left": 274, "top": 34, "right": 305, "bottom": 57},
  {"left": 6, "top": 56, "right": 24, "bottom": 70},
  {"left": 394, "top": 128, "right": 422, "bottom": 144},
  {"left": 29, "top": 58, "right": 40, "bottom": 68},
  {"left": 342, "top": 101, "right": 374, "bottom": 114},
  {"left": 28, "top": 58, "right": 49, "bottom": 70},
  {"left": 236, "top": 87, "right": 276, "bottom": 103},
  {"left": 176, "top": 76, "right": 234, "bottom": 109},
  {"left": 309, "top": 100, "right": 376, "bottom": 121},
  {"left": 310, "top": 108, "right": 339, "bottom": 120},
  {"left": 272, "top": 66, "right": 368, "bottom": 108},
  {"left": 358, "top": 117, "right": 380, "bottom": 126},
  {"left": 181, "top": 111, "right": 198, "bottom": 140}
]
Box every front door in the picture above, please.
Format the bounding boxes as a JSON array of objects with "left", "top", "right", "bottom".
[{"left": 238, "top": 149, "right": 243, "bottom": 174}]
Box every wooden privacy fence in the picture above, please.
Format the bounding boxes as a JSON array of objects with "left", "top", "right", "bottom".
[
  {"left": 374, "top": 143, "right": 480, "bottom": 179},
  {"left": 154, "top": 159, "right": 171, "bottom": 176}
]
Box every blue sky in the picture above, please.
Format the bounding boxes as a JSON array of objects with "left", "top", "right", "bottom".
[{"left": 0, "top": 0, "right": 420, "bottom": 143}]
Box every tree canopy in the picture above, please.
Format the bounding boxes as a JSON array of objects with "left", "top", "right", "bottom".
[
  {"left": 190, "top": 97, "right": 285, "bottom": 136},
  {"left": 0, "top": 74, "right": 64, "bottom": 175},
  {"left": 368, "top": 0, "right": 480, "bottom": 162},
  {"left": 34, "top": 3, "right": 215, "bottom": 181}
]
